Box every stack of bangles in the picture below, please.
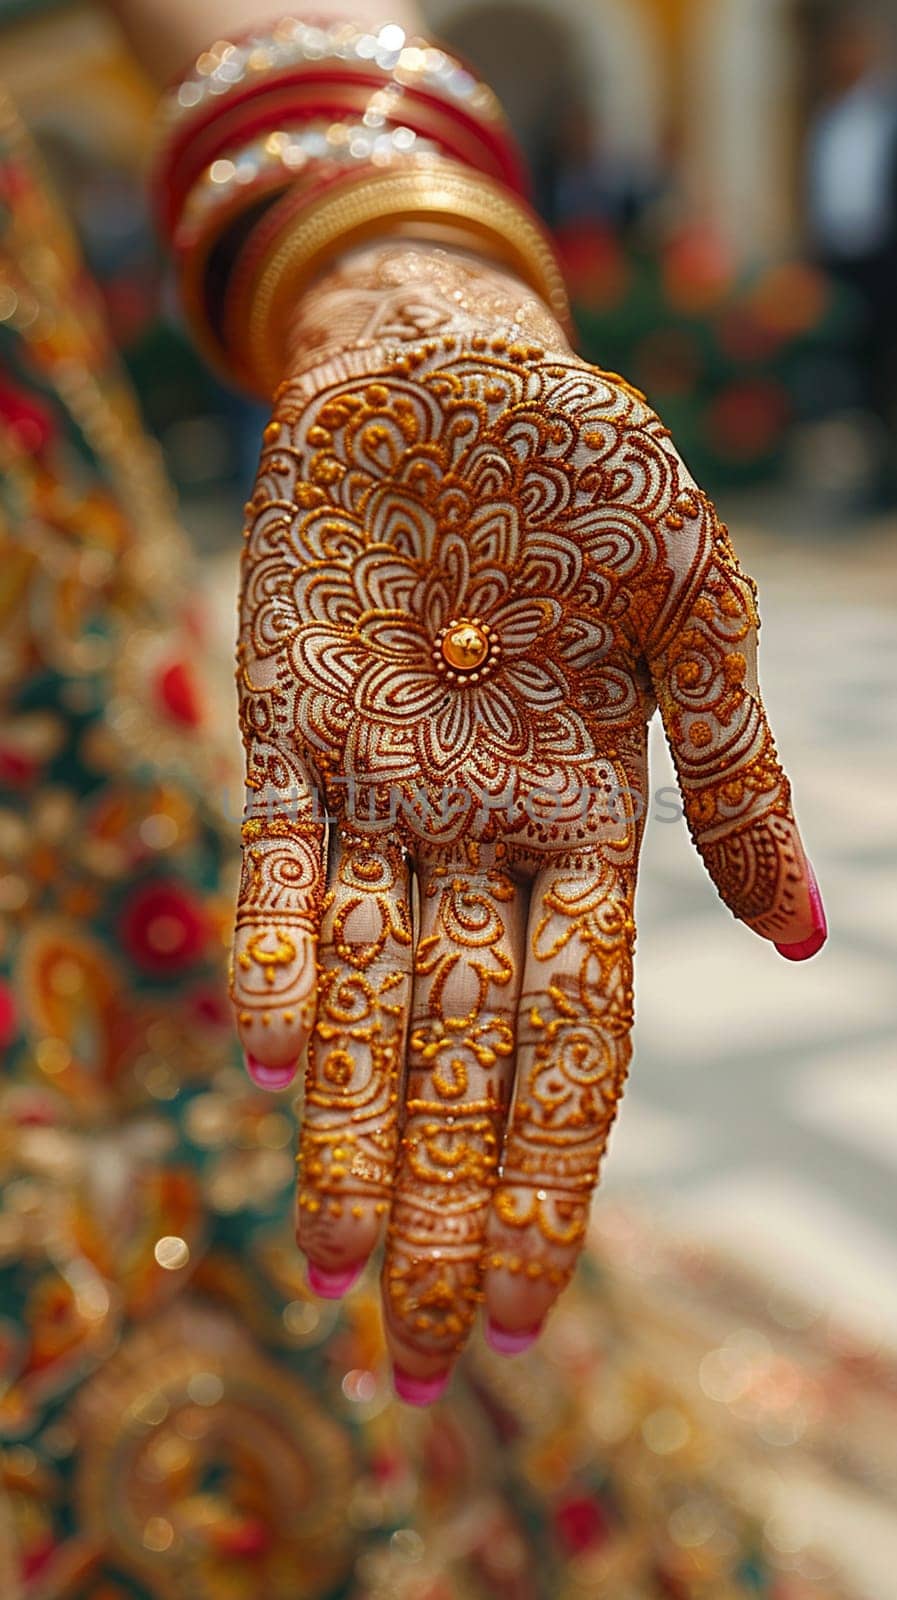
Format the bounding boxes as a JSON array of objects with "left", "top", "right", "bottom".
[{"left": 151, "top": 15, "right": 572, "bottom": 396}]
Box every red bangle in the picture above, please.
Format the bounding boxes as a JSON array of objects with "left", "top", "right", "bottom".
[
  {"left": 156, "top": 20, "right": 507, "bottom": 142},
  {"left": 154, "top": 68, "right": 527, "bottom": 237},
  {"left": 151, "top": 20, "right": 528, "bottom": 244},
  {"left": 172, "top": 120, "right": 440, "bottom": 254},
  {"left": 172, "top": 127, "right": 443, "bottom": 383},
  {"left": 220, "top": 157, "right": 357, "bottom": 374},
  {"left": 153, "top": 72, "right": 524, "bottom": 236}
]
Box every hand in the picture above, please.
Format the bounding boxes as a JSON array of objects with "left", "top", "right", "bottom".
[{"left": 229, "top": 244, "right": 826, "bottom": 1400}]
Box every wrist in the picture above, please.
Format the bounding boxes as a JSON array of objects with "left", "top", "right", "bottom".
[
  {"left": 283, "top": 240, "right": 572, "bottom": 379},
  {"left": 149, "top": 15, "right": 571, "bottom": 396},
  {"left": 228, "top": 161, "right": 570, "bottom": 394}
]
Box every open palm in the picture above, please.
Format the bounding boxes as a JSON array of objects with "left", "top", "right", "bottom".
[{"left": 230, "top": 248, "right": 824, "bottom": 1394}]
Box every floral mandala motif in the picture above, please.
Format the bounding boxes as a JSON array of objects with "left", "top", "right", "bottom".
[{"left": 248, "top": 355, "right": 655, "bottom": 852}]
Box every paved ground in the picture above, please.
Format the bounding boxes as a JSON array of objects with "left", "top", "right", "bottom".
[
  {"left": 598, "top": 509, "right": 897, "bottom": 1599},
  {"left": 605, "top": 510, "right": 897, "bottom": 1347}
]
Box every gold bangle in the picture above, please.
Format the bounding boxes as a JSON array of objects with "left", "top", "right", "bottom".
[
  {"left": 229, "top": 158, "right": 571, "bottom": 395},
  {"left": 176, "top": 178, "right": 293, "bottom": 386}
]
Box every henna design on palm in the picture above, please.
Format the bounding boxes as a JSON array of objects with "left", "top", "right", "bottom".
[{"left": 231, "top": 245, "right": 822, "bottom": 1379}]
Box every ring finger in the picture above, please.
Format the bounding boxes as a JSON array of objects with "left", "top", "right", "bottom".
[{"left": 483, "top": 856, "right": 635, "bottom": 1347}]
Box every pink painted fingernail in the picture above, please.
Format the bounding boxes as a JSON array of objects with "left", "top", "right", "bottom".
[
  {"left": 485, "top": 1319, "right": 543, "bottom": 1357},
  {"left": 243, "top": 1051, "right": 298, "bottom": 1091},
  {"left": 776, "top": 859, "right": 827, "bottom": 963},
  {"left": 392, "top": 1365, "right": 450, "bottom": 1407},
  {"left": 306, "top": 1261, "right": 364, "bottom": 1300}
]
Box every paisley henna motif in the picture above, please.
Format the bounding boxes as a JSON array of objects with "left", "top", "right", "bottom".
[{"left": 233, "top": 244, "right": 811, "bottom": 1362}]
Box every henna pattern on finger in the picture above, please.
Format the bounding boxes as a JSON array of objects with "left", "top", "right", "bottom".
[
  {"left": 384, "top": 850, "right": 522, "bottom": 1357},
  {"left": 645, "top": 520, "right": 803, "bottom": 926},
  {"left": 232, "top": 816, "right": 323, "bottom": 1036},
  {"left": 297, "top": 838, "right": 412, "bottom": 1263},
  {"left": 231, "top": 633, "right": 325, "bottom": 1043},
  {"left": 701, "top": 813, "right": 808, "bottom": 937},
  {"left": 489, "top": 863, "right": 635, "bottom": 1294}
]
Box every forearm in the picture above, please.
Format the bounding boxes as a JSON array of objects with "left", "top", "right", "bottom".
[{"left": 104, "top": 0, "right": 423, "bottom": 84}]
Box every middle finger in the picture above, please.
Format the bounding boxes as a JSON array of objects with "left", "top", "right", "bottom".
[{"left": 383, "top": 844, "right": 526, "bottom": 1392}]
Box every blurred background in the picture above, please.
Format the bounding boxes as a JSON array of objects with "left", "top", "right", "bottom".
[
  {"left": 2, "top": 0, "right": 896, "bottom": 1592},
  {"left": 7, "top": 0, "right": 897, "bottom": 520}
]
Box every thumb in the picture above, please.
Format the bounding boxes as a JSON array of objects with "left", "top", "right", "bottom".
[{"left": 647, "top": 513, "right": 826, "bottom": 961}]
